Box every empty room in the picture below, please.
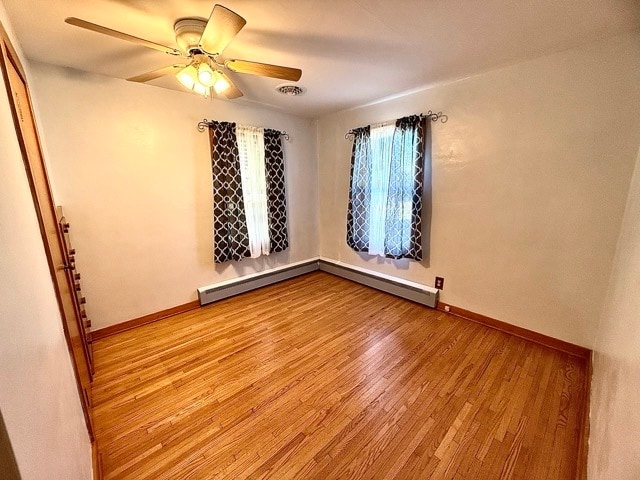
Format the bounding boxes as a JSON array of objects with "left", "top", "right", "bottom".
[{"left": 1, "top": 1, "right": 639, "bottom": 479}]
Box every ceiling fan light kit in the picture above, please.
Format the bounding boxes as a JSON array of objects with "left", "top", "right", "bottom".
[
  {"left": 197, "top": 62, "right": 215, "bottom": 87},
  {"left": 192, "top": 81, "right": 209, "bottom": 97},
  {"left": 212, "top": 72, "right": 231, "bottom": 94},
  {"left": 176, "top": 64, "right": 198, "bottom": 89},
  {"left": 64, "top": 3, "right": 303, "bottom": 100}
]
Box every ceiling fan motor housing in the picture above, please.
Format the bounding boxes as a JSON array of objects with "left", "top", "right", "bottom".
[{"left": 174, "top": 18, "right": 207, "bottom": 55}]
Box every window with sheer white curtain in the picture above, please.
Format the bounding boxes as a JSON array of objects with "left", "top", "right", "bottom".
[
  {"left": 237, "top": 126, "right": 270, "bottom": 258},
  {"left": 346, "top": 115, "right": 427, "bottom": 260},
  {"left": 208, "top": 121, "right": 289, "bottom": 264}
]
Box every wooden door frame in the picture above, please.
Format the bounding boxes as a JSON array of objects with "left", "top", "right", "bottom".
[{"left": 0, "top": 21, "right": 94, "bottom": 441}]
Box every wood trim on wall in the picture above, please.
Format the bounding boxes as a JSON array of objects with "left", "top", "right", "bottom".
[
  {"left": 0, "top": 410, "right": 20, "bottom": 480},
  {"left": 436, "top": 301, "right": 591, "bottom": 359},
  {"left": 0, "top": 22, "right": 25, "bottom": 80},
  {"left": 91, "top": 301, "right": 201, "bottom": 341},
  {"left": 92, "top": 441, "right": 103, "bottom": 480},
  {"left": 104, "top": 274, "right": 593, "bottom": 360},
  {"left": 575, "top": 352, "right": 592, "bottom": 480}
]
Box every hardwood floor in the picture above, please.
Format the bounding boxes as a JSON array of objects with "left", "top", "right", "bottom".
[{"left": 92, "top": 272, "right": 588, "bottom": 479}]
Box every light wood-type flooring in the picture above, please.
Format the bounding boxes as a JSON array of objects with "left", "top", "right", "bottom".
[{"left": 92, "top": 272, "right": 588, "bottom": 479}]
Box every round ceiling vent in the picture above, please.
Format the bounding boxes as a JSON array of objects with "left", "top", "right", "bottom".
[{"left": 276, "top": 84, "right": 305, "bottom": 96}]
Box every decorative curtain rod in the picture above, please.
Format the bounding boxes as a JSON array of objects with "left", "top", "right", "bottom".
[
  {"left": 197, "top": 119, "right": 290, "bottom": 141},
  {"left": 344, "top": 110, "right": 447, "bottom": 140}
]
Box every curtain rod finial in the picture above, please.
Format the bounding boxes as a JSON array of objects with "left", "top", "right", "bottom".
[
  {"left": 197, "top": 119, "right": 211, "bottom": 132},
  {"left": 424, "top": 111, "right": 448, "bottom": 123}
]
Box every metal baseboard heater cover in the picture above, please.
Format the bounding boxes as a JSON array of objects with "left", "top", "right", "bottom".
[
  {"left": 197, "top": 258, "right": 438, "bottom": 309},
  {"left": 198, "top": 260, "right": 319, "bottom": 306},
  {"left": 318, "top": 260, "right": 439, "bottom": 308}
]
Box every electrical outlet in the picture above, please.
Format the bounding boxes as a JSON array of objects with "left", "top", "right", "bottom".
[{"left": 435, "top": 276, "right": 444, "bottom": 290}]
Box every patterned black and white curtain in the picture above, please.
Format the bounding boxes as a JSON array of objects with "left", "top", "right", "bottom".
[
  {"left": 264, "top": 129, "right": 289, "bottom": 253},
  {"left": 208, "top": 122, "right": 289, "bottom": 263},
  {"left": 209, "top": 121, "right": 251, "bottom": 263},
  {"left": 346, "top": 126, "right": 371, "bottom": 252},
  {"left": 346, "top": 115, "right": 426, "bottom": 260}
]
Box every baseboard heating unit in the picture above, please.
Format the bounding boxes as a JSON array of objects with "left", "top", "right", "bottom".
[
  {"left": 197, "top": 258, "right": 439, "bottom": 308},
  {"left": 197, "top": 259, "right": 319, "bottom": 306},
  {"left": 318, "top": 259, "right": 439, "bottom": 308}
]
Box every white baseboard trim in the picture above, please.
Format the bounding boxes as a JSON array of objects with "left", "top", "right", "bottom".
[
  {"left": 198, "top": 258, "right": 320, "bottom": 305},
  {"left": 318, "top": 257, "right": 439, "bottom": 308}
]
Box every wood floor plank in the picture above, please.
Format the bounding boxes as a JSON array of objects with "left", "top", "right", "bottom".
[{"left": 92, "top": 272, "right": 587, "bottom": 479}]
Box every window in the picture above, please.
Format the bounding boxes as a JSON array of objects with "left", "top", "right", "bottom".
[
  {"left": 208, "top": 121, "right": 289, "bottom": 263},
  {"left": 346, "top": 115, "right": 426, "bottom": 260}
]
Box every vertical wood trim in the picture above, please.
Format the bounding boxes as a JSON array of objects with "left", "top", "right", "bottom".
[
  {"left": 575, "top": 352, "right": 592, "bottom": 480},
  {"left": 92, "top": 440, "right": 102, "bottom": 480},
  {"left": 0, "top": 21, "right": 25, "bottom": 80},
  {"left": 0, "top": 410, "right": 21, "bottom": 480}
]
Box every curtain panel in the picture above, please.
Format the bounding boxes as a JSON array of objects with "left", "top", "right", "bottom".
[
  {"left": 208, "top": 122, "right": 251, "bottom": 263},
  {"left": 346, "top": 126, "right": 371, "bottom": 252},
  {"left": 264, "top": 129, "right": 289, "bottom": 253},
  {"left": 386, "top": 115, "right": 426, "bottom": 260},
  {"left": 346, "top": 115, "right": 426, "bottom": 260}
]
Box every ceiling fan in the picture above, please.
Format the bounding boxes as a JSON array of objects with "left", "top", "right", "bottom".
[{"left": 65, "top": 4, "right": 302, "bottom": 99}]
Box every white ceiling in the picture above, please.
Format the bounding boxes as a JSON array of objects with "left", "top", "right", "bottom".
[{"left": 3, "top": 0, "right": 639, "bottom": 118}]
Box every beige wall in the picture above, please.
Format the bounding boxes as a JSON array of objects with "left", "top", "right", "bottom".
[
  {"left": 317, "top": 33, "right": 640, "bottom": 348},
  {"left": 28, "top": 64, "right": 319, "bottom": 329},
  {"left": 0, "top": 3, "right": 91, "bottom": 479},
  {"left": 588, "top": 145, "right": 640, "bottom": 479}
]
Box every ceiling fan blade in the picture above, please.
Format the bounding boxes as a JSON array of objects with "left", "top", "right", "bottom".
[
  {"left": 218, "top": 72, "right": 243, "bottom": 99},
  {"left": 127, "top": 64, "right": 186, "bottom": 83},
  {"left": 65, "top": 17, "right": 181, "bottom": 56},
  {"left": 225, "top": 60, "right": 302, "bottom": 82},
  {"left": 199, "top": 5, "right": 247, "bottom": 56}
]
